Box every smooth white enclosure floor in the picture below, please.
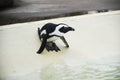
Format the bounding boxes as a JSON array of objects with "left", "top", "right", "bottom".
[{"left": 0, "top": 11, "right": 120, "bottom": 80}]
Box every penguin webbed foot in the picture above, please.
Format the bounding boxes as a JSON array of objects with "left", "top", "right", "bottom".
[
  {"left": 45, "top": 44, "right": 54, "bottom": 52},
  {"left": 52, "top": 43, "right": 61, "bottom": 52},
  {"left": 46, "top": 42, "right": 60, "bottom": 52}
]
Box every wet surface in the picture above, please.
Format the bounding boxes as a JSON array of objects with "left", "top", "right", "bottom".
[
  {"left": 40, "top": 60, "right": 120, "bottom": 80},
  {"left": 2, "top": 55, "right": 120, "bottom": 80}
]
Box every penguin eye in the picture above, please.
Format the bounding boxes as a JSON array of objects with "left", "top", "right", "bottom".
[
  {"left": 59, "top": 27, "right": 65, "bottom": 32},
  {"left": 62, "top": 26, "right": 67, "bottom": 29},
  {"left": 63, "top": 25, "right": 68, "bottom": 28}
]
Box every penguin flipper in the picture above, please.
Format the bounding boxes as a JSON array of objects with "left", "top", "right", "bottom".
[
  {"left": 37, "top": 35, "right": 47, "bottom": 54},
  {"left": 60, "top": 36, "right": 69, "bottom": 47}
]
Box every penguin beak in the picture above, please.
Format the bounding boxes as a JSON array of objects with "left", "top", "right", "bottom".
[{"left": 69, "top": 27, "right": 75, "bottom": 31}]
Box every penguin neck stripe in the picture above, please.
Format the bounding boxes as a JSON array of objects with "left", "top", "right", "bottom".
[
  {"left": 49, "top": 25, "right": 64, "bottom": 36},
  {"left": 41, "top": 30, "right": 47, "bottom": 35}
]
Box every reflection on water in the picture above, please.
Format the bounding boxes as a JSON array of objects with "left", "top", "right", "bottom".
[{"left": 1, "top": 57, "right": 120, "bottom": 80}]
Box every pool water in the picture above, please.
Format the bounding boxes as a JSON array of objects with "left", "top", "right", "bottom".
[
  {"left": 40, "top": 62, "right": 120, "bottom": 80},
  {"left": 2, "top": 55, "right": 120, "bottom": 80}
]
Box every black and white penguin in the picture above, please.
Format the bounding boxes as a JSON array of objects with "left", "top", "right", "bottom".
[{"left": 37, "top": 23, "right": 75, "bottom": 54}]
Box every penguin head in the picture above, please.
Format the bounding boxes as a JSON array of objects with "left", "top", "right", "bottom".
[{"left": 58, "top": 23, "right": 75, "bottom": 33}]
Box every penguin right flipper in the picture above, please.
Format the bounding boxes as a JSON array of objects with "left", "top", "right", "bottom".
[
  {"left": 60, "top": 36, "right": 69, "bottom": 47},
  {"left": 37, "top": 34, "right": 47, "bottom": 54}
]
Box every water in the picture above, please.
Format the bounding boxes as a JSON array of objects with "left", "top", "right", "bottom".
[
  {"left": 40, "top": 62, "right": 120, "bottom": 80},
  {"left": 2, "top": 56, "right": 120, "bottom": 80}
]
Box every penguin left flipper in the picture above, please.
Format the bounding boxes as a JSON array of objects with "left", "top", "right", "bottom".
[
  {"left": 37, "top": 34, "right": 47, "bottom": 54},
  {"left": 38, "top": 27, "right": 41, "bottom": 40}
]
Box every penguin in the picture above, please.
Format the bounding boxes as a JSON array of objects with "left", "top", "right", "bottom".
[{"left": 37, "top": 23, "right": 75, "bottom": 54}]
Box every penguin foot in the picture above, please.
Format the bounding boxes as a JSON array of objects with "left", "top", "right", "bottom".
[
  {"left": 45, "top": 42, "right": 61, "bottom": 52},
  {"left": 52, "top": 43, "right": 61, "bottom": 52},
  {"left": 45, "top": 45, "right": 54, "bottom": 52}
]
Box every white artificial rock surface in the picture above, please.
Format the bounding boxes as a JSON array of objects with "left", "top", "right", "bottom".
[{"left": 0, "top": 11, "right": 120, "bottom": 80}]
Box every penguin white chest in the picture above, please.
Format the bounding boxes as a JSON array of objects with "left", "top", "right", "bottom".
[{"left": 47, "top": 36, "right": 59, "bottom": 42}]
